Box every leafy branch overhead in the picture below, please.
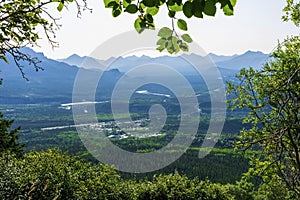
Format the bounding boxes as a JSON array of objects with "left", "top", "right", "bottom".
[
  {"left": 104, "top": 0, "right": 237, "bottom": 53},
  {"left": 0, "top": 0, "right": 89, "bottom": 79}
]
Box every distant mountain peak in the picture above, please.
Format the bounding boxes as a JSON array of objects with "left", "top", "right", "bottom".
[
  {"left": 66, "top": 54, "right": 83, "bottom": 60},
  {"left": 216, "top": 50, "right": 270, "bottom": 70},
  {"left": 206, "top": 53, "right": 238, "bottom": 63},
  {"left": 243, "top": 50, "right": 267, "bottom": 55},
  {"left": 58, "top": 54, "right": 84, "bottom": 67},
  {"left": 20, "top": 47, "right": 46, "bottom": 60},
  {"left": 207, "top": 53, "right": 219, "bottom": 56}
]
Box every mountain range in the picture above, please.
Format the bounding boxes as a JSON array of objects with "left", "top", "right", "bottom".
[
  {"left": 60, "top": 50, "right": 269, "bottom": 72},
  {"left": 0, "top": 47, "right": 270, "bottom": 104}
]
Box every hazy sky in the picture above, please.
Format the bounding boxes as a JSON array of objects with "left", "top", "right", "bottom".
[{"left": 33, "top": 0, "right": 299, "bottom": 59}]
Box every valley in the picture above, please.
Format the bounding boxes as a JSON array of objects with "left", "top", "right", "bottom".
[{"left": 0, "top": 48, "right": 266, "bottom": 183}]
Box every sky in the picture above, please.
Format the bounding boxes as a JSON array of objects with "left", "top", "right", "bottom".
[{"left": 33, "top": 0, "right": 299, "bottom": 59}]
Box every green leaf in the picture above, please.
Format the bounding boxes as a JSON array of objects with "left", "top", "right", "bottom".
[
  {"left": 145, "top": 13, "right": 153, "bottom": 23},
  {"left": 171, "top": 36, "right": 180, "bottom": 53},
  {"left": 122, "top": 0, "right": 130, "bottom": 8},
  {"left": 57, "top": 2, "right": 64, "bottom": 11},
  {"left": 156, "top": 37, "right": 166, "bottom": 52},
  {"left": 204, "top": 0, "right": 217, "bottom": 16},
  {"left": 180, "top": 42, "right": 189, "bottom": 52},
  {"left": 229, "top": 0, "right": 237, "bottom": 8},
  {"left": 173, "top": 0, "right": 182, "bottom": 5},
  {"left": 222, "top": 0, "right": 236, "bottom": 16},
  {"left": 134, "top": 18, "right": 145, "bottom": 33},
  {"left": 168, "top": 10, "right": 176, "bottom": 18},
  {"left": 165, "top": 36, "right": 180, "bottom": 54},
  {"left": 156, "top": 45, "right": 165, "bottom": 52},
  {"left": 166, "top": 0, "right": 175, "bottom": 6},
  {"left": 156, "top": 38, "right": 166, "bottom": 46},
  {"left": 125, "top": 4, "right": 138, "bottom": 13},
  {"left": 108, "top": 1, "right": 118, "bottom": 8},
  {"left": 147, "top": 6, "right": 159, "bottom": 16},
  {"left": 183, "top": 1, "right": 193, "bottom": 18},
  {"left": 181, "top": 34, "right": 192, "bottom": 43},
  {"left": 177, "top": 19, "right": 187, "bottom": 31},
  {"left": 192, "top": 0, "right": 204, "bottom": 18},
  {"left": 112, "top": 8, "right": 122, "bottom": 17},
  {"left": 142, "top": 0, "right": 157, "bottom": 7},
  {"left": 219, "top": 0, "right": 229, "bottom": 8},
  {"left": 104, "top": 0, "right": 116, "bottom": 8},
  {"left": 168, "top": 4, "right": 183, "bottom": 12},
  {"left": 158, "top": 27, "right": 173, "bottom": 37},
  {"left": 222, "top": 5, "right": 233, "bottom": 16},
  {"left": 148, "top": 22, "right": 155, "bottom": 30}
]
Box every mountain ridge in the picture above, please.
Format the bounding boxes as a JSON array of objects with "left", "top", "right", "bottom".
[
  {"left": 59, "top": 50, "right": 270, "bottom": 71},
  {"left": 0, "top": 48, "right": 270, "bottom": 104}
]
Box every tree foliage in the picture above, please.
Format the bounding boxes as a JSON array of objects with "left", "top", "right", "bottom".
[
  {"left": 283, "top": 0, "right": 300, "bottom": 26},
  {"left": 103, "top": 0, "right": 237, "bottom": 53},
  {"left": 0, "top": 0, "right": 89, "bottom": 79},
  {"left": 0, "top": 149, "right": 129, "bottom": 200},
  {"left": 1, "top": 149, "right": 296, "bottom": 199},
  {"left": 226, "top": 1, "right": 300, "bottom": 197},
  {"left": 0, "top": 76, "right": 24, "bottom": 157},
  {"left": 0, "top": 112, "right": 24, "bottom": 158},
  {"left": 227, "top": 36, "right": 300, "bottom": 197}
]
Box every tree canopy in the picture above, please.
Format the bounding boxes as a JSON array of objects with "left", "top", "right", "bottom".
[
  {"left": 283, "top": 0, "right": 300, "bottom": 26},
  {"left": 0, "top": 0, "right": 89, "bottom": 79},
  {"left": 0, "top": 77, "right": 24, "bottom": 157},
  {"left": 0, "top": 149, "right": 292, "bottom": 200},
  {"left": 0, "top": 112, "right": 24, "bottom": 158},
  {"left": 227, "top": 36, "right": 300, "bottom": 196},
  {"left": 227, "top": 2, "right": 300, "bottom": 196}
]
